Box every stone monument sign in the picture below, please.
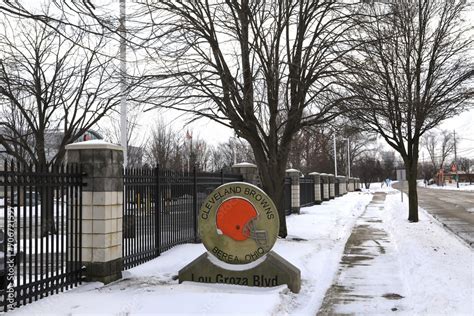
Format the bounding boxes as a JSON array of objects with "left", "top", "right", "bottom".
[{"left": 179, "top": 182, "right": 301, "bottom": 293}]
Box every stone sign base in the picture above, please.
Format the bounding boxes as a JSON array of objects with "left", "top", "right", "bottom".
[{"left": 178, "top": 251, "right": 301, "bottom": 293}]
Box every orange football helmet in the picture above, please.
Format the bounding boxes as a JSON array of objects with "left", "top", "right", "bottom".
[{"left": 216, "top": 197, "right": 267, "bottom": 246}]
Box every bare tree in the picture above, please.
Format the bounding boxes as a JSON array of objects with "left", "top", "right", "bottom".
[
  {"left": 0, "top": 12, "right": 123, "bottom": 235},
  {"left": 353, "top": 154, "right": 383, "bottom": 189},
  {"left": 457, "top": 157, "right": 472, "bottom": 173},
  {"left": 380, "top": 150, "right": 397, "bottom": 180},
  {"left": 288, "top": 127, "right": 334, "bottom": 174},
  {"left": 423, "top": 130, "right": 455, "bottom": 173},
  {"left": 0, "top": 13, "right": 123, "bottom": 167},
  {"left": 146, "top": 121, "right": 214, "bottom": 172},
  {"left": 108, "top": 1, "right": 359, "bottom": 237},
  {"left": 146, "top": 119, "right": 183, "bottom": 170},
  {"left": 0, "top": 1, "right": 363, "bottom": 238},
  {"left": 186, "top": 136, "right": 212, "bottom": 172},
  {"left": 342, "top": 1, "right": 473, "bottom": 222},
  {"left": 456, "top": 157, "right": 473, "bottom": 185},
  {"left": 209, "top": 137, "right": 255, "bottom": 172},
  {"left": 288, "top": 123, "right": 376, "bottom": 175},
  {"left": 99, "top": 106, "right": 148, "bottom": 168}
]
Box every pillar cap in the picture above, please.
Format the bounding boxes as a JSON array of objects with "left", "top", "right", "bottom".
[
  {"left": 308, "top": 172, "right": 320, "bottom": 176},
  {"left": 285, "top": 168, "right": 301, "bottom": 173},
  {"left": 66, "top": 140, "right": 123, "bottom": 151},
  {"left": 232, "top": 162, "right": 257, "bottom": 168}
]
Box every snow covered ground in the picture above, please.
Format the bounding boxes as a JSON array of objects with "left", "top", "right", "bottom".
[
  {"left": 420, "top": 181, "right": 474, "bottom": 191},
  {"left": 382, "top": 189, "right": 474, "bottom": 315},
  {"left": 8, "top": 186, "right": 474, "bottom": 315}
]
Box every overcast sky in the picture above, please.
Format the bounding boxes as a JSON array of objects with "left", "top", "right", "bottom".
[
  {"left": 128, "top": 2, "right": 474, "bottom": 160},
  {"left": 8, "top": 1, "right": 474, "bottom": 160}
]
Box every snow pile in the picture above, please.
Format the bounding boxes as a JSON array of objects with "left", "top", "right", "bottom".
[
  {"left": 420, "top": 181, "right": 474, "bottom": 191},
  {"left": 10, "top": 192, "right": 372, "bottom": 315},
  {"left": 382, "top": 189, "right": 474, "bottom": 315},
  {"left": 9, "top": 186, "right": 473, "bottom": 315},
  {"left": 322, "top": 186, "right": 473, "bottom": 315}
]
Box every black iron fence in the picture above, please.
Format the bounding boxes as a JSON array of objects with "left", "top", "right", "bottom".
[
  {"left": 284, "top": 178, "right": 292, "bottom": 215},
  {"left": 123, "top": 168, "right": 347, "bottom": 269},
  {"left": 122, "top": 166, "right": 242, "bottom": 270},
  {"left": 300, "top": 177, "right": 315, "bottom": 207},
  {"left": 0, "top": 161, "right": 83, "bottom": 312}
]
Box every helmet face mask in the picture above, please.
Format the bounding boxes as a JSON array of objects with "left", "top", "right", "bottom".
[
  {"left": 216, "top": 197, "right": 268, "bottom": 246},
  {"left": 243, "top": 217, "right": 268, "bottom": 247}
]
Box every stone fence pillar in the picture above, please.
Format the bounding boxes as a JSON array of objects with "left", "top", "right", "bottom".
[
  {"left": 65, "top": 141, "right": 123, "bottom": 284},
  {"left": 309, "top": 172, "right": 322, "bottom": 205},
  {"left": 337, "top": 176, "right": 346, "bottom": 195},
  {"left": 231, "top": 162, "right": 260, "bottom": 186},
  {"left": 328, "top": 174, "right": 335, "bottom": 199},
  {"left": 347, "top": 177, "right": 355, "bottom": 192},
  {"left": 335, "top": 176, "right": 341, "bottom": 197},
  {"left": 355, "top": 178, "right": 361, "bottom": 191},
  {"left": 286, "top": 169, "right": 301, "bottom": 214},
  {"left": 320, "top": 173, "right": 329, "bottom": 201},
  {"left": 335, "top": 177, "right": 341, "bottom": 197}
]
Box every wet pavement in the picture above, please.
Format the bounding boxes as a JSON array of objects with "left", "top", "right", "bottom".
[{"left": 318, "top": 192, "right": 408, "bottom": 315}]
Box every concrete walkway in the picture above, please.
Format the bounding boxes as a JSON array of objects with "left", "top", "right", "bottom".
[{"left": 318, "top": 192, "right": 408, "bottom": 315}]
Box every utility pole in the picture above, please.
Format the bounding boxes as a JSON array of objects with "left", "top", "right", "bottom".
[
  {"left": 454, "top": 130, "right": 459, "bottom": 188},
  {"left": 333, "top": 134, "right": 337, "bottom": 177},
  {"left": 120, "top": 0, "right": 128, "bottom": 166}
]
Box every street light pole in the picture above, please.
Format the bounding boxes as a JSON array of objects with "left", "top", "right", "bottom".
[
  {"left": 454, "top": 130, "right": 459, "bottom": 188},
  {"left": 120, "top": 0, "right": 128, "bottom": 167},
  {"left": 345, "top": 138, "right": 350, "bottom": 178},
  {"left": 333, "top": 134, "right": 337, "bottom": 177}
]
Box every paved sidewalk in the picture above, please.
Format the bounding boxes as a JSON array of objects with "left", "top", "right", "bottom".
[{"left": 318, "top": 192, "right": 408, "bottom": 315}]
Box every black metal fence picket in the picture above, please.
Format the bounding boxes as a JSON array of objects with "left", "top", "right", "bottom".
[
  {"left": 300, "top": 177, "right": 315, "bottom": 207},
  {"left": 122, "top": 166, "right": 242, "bottom": 270},
  {"left": 0, "top": 161, "right": 83, "bottom": 312},
  {"left": 284, "top": 177, "right": 292, "bottom": 215}
]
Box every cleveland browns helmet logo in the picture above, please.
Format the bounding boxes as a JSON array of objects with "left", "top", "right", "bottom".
[
  {"left": 199, "top": 182, "right": 279, "bottom": 265},
  {"left": 216, "top": 197, "right": 268, "bottom": 246}
]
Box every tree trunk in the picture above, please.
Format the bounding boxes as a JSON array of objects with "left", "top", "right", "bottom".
[
  {"left": 40, "top": 187, "right": 57, "bottom": 237},
  {"left": 39, "top": 163, "right": 57, "bottom": 237},
  {"left": 273, "top": 183, "right": 287, "bottom": 239},
  {"left": 244, "top": 131, "right": 290, "bottom": 238},
  {"left": 405, "top": 158, "right": 419, "bottom": 222},
  {"left": 259, "top": 165, "right": 287, "bottom": 238},
  {"left": 253, "top": 153, "right": 288, "bottom": 238}
]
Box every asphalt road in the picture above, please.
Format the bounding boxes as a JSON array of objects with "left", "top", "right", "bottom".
[{"left": 394, "top": 183, "right": 474, "bottom": 247}]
